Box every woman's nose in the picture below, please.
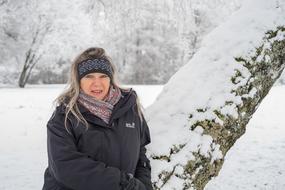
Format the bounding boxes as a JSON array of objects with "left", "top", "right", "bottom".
[{"left": 91, "top": 77, "right": 101, "bottom": 85}]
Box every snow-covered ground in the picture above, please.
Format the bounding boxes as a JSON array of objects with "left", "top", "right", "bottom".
[{"left": 0, "top": 84, "right": 284, "bottom": 190}]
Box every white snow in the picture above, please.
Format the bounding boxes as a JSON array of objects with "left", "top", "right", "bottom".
[{"left": 0, "top": 85, "right": 284, "bottom": 189}]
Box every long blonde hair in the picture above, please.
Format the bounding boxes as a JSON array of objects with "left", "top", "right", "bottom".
[{"left": 55, "top": 47, "right": 143, "bottom": 131}]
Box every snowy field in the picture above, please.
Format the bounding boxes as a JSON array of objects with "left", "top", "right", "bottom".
[{"left": 0, "top": 84, "right": 284, "bottom": 190}]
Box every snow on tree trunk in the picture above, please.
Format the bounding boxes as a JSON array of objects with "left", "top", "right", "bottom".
[{"left": 146, "top": 1, "right": 285, "bottom": 190}]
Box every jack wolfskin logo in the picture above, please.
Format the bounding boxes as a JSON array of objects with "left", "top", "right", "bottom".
[{"left": 125, "top": 122, "right": 135, "bottom": 128}]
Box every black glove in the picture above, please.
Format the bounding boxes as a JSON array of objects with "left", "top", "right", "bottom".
[{"left": 120, "top": 172, "right": 146, "bottom": 190}]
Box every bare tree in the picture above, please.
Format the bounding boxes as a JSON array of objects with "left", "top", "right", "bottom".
[{"left": 18, "top": 16, "right": 50, "bottom": 88}]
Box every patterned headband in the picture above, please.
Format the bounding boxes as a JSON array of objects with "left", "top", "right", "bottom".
[{"left": 77, "top": 58, "right": 113, "bottom": 80}]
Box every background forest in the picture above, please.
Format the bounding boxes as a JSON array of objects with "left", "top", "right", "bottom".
[{"left": 1, "top": 0, "right": 245, "bottom": 85}]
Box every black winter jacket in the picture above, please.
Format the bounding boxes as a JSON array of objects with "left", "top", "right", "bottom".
[{"left": 42, "top": 89, "right": 152, "bottom": 190}]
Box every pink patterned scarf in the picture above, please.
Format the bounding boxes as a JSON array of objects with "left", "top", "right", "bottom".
[{"left": 78, "top": 86, "right": 122, "bottom": 124}]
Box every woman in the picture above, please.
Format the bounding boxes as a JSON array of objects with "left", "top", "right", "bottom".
[{"left": 42, "top": 47, "right": 152, "bottom": 190}]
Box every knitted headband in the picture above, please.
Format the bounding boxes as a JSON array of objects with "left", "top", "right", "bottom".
[{"left": 77, "top": 58, "right": 113, "bottom": 81}]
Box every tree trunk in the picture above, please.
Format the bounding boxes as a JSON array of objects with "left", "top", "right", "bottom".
[
  {"left": 147, "top": 2, "right": 285, "bottom": 189},
  {"left": 18, "top": 65, "right": 28, "bottom": 88}
]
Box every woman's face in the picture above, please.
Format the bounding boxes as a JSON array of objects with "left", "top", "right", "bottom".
[{"left": 80, "top": 72, "right": 111, "bottom": 100}]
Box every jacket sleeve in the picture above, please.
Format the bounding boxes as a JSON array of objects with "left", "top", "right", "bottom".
[
  {"left": 134, "top": 116, "right": 153, "bottom": 190},
  {"left": 46, "top": 110, "right": 121, "bottom": 190}
]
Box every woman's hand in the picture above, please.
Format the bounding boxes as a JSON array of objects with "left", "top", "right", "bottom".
[{"left": 120, "top": 172, "right": 146, "bottom": 190}]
